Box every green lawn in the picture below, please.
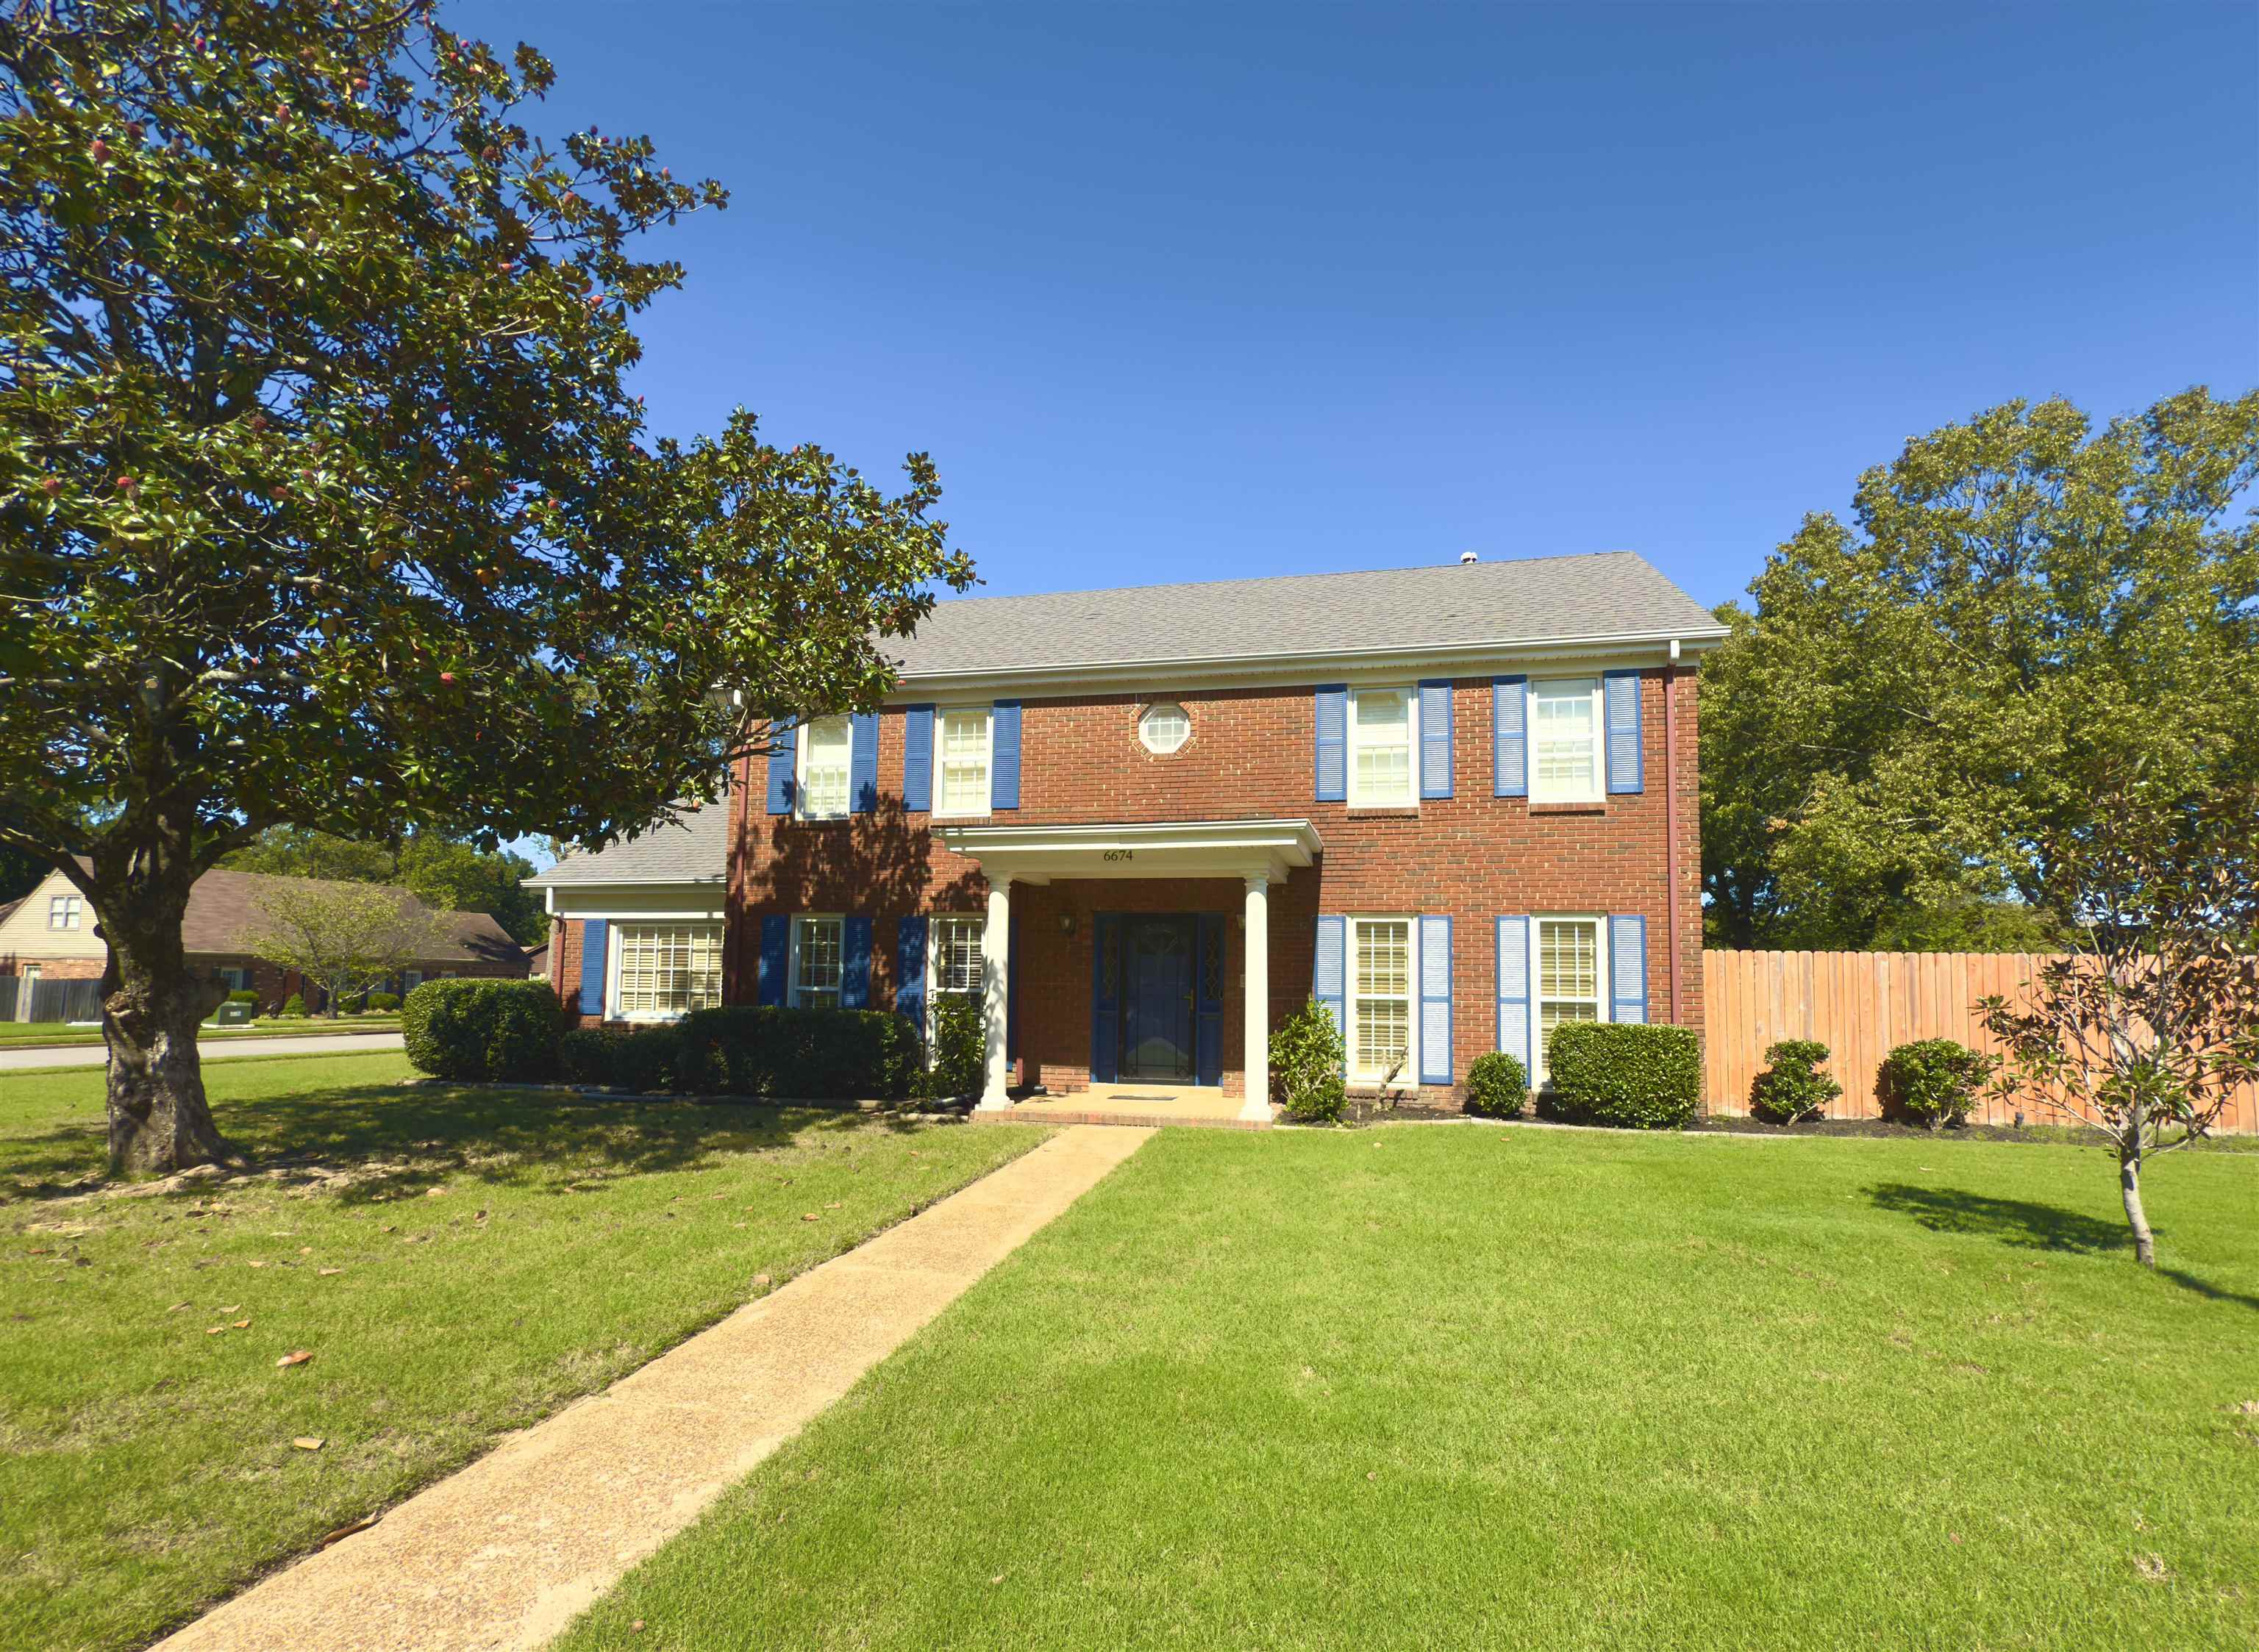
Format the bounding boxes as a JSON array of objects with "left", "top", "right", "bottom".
[
  {"left": 557, "top": 1124, "right": 2259, "bottom": 1652},
  {"left": 0, "top": 1017, "right": 403, "bottom": 1048},
  {"left": 0, "top": 1051, "right": 1049, "bottom": 1652}
]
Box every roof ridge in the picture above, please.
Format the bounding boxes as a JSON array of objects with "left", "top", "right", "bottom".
[{"left": 916, "top": 550, "right": 1647, "bottom": 610}]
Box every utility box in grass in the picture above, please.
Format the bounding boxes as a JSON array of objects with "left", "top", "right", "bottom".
[{"left": 211, "top": 1001, "right": 254, "bottom": 1027}]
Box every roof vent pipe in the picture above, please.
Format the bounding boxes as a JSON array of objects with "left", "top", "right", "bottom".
[{"left": 1458, "top": 551, "right": 1479, "bottom": 565}]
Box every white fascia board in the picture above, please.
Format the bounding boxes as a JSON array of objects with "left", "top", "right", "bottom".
[
  {"left": 939, "top": 817, "right": 1324, "bottom": 884},
  {"left": 884, "top": 627, "right": 1727, "bottom": 703}
]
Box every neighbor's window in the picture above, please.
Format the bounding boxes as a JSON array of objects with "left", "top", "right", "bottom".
[
  {"left": 792, "top": 915, "right": 844, "bottom": 1009},
  {"left": 1537, "top": 918, "right": 1604, "bottom": 1078},
  {"left": 49, "top": 894, "right": 81, "bottom": 930},
  {"left": 1138, "top": 702, "right": 1191, "bottom": 755},
  {"left": 798, "top": 715, "right": 853, "bottom": 820},
  {"left": 1347, "top": 917, "right": 1413, "bottom": 1085},
  {"left": 929, "top": 914, "right": 985, "bottom": 1030},
  {"left": 1530, "top": 679, "right": 1602, "bottom": 803},
  {"left": 613, "top": 923, "right": 724, "bottom": 1018},
  {"left": 936, "top": 708, "right": 992, "bottom": 815},
  {"left": 1348, "top": 687, "right": 1413, "bottom": 807}
]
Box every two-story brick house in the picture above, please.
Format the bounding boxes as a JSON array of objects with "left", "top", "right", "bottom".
[{"left": 536, "top": 551, "right": 1720, "bottom": 1120}]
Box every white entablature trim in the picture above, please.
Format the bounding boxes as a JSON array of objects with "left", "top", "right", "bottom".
[{"left": 938, "top": 817, "right": 1323, "bottom": 885}]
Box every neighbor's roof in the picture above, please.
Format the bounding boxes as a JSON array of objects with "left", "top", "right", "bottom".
[
  {"left": 174, "top": 868, "right": 521, "bottom": 965},
  {"left": 886, "top": 551, "right": 1724, "bottom": 679},
  {"left": 525, "top": 798, "right": 729, "bottom": 888}
]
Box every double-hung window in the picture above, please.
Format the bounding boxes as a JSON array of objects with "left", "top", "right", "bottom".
[
  {"left": 935, "top": 708, "right": 992, "bottom": 817},
  {"left": 791, "top": 915, "right": 844, "bottom": 1009},
  {"left": 49, "top": 894, "right": 81, "bottom": 930},
  {"left": 613, "top": 923, "right": 723, "bottom": 1019},
  {"left": 797, "top": 715, "right": 853, "bottom": 820},
  {"left": 928, "top": 914, "right": 985, "bottom": 1033},
  {"left": 1347, "top": 687, "right": 1415, "bottom": 807},
  {"left": 1346, "top": 916, "right": 1414, "bottom": 1086},
  {"left": 1530, "top": 679, "right": 1603, "bottom": 803},
  {"left": 1536, "top": 917, "right": 1605, "bottom": 1079}
]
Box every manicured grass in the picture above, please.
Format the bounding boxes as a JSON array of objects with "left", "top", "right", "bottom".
[
  {"left": 0, "top": 1052, "right": 1049, "bottom": 1652},
  {"left": 0, "top": 1018, "right": 402, "bottom": 1048},
  {"left": 558, "top": 1124, "right": 2259, "bottom": 1652}
]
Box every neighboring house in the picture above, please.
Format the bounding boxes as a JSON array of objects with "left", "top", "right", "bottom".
[
  {"left": 0, "top": 865, "right": 528, "bottom": 1017},
  {"left": 543, "top": 551, "right": 1724, "bottom": 1118},
  {"left": 526, "top": 800, "right": 730, "bottom": 1023}
]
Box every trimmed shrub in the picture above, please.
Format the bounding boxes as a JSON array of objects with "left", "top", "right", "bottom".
[
  {"left": 1464, "top": 1051, "right": 1530, "bottom": 1118},
  {"left": 1271, "top": 998, "right": 1347, "bottom": 1123},
  {"left": 279, "top": 993, "right": 307, "bottom": 1018},
  {"left": 557, "top": 1026, "right": 630, "bottom": 1087},
  {"left": 364, "top": 991, "right": 400, "bottom": 1013},
  {"left": 1880, "top": 1037, "right": 1994, "bottom": 1131},
  {"left": 610, "top": 1026, "right": 688, "bottom": 1095},
  {"left": 225, "top": 989, "right": 259, "bottom": 1006},
  {"left": 670, "top": 1005, "right": 923, "bottom": 1101},
  {"left": 402, "top": 979, "right": 563, "bottom": 1082},
  {"left": 1546, "top": 1022, "right": 1702, "bottom": 1129},
  {"left": 926, "top": 993, "right": 985, "bottom": 1101},
  {"left": 1752, "top": 1039, "right": 1841, "bottom": 1125}
]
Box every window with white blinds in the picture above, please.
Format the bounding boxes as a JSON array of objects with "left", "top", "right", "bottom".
[
  {"left": 1348, "top": 917, "right": 1413, "bottom": 1083},
  {"left": 798, "top": 715, "right": 853, "bottom": 819},
  {"left": 613, "top": 924, "right": 723, "bottom": 1018},
  {"left": 1537, "top": 917, "right": 1603, "bottom": 1077}
]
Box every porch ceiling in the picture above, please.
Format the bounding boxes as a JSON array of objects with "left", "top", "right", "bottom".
[{"left": 936, "top": 817, "right": 1321, "bottom": 884}]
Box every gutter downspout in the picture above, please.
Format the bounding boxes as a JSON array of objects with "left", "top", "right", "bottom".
[{"left": 1664, "top": 638, "right": 1682, "bottom": 1024}]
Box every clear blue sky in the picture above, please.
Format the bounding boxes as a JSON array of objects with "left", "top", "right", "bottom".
[{"left": 453, "top": 0, "right": 2256, "bottom": 615}]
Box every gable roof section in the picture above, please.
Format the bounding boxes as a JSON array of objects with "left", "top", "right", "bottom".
[
  {"left": 525, "top": 798, "right": 730, "bottom": 888},
  {"left": 174, "top": 868, "right": 524, "bottom": 965},
  {"left": 886, "top": 551, "right": 1723, "bottom": 682}
]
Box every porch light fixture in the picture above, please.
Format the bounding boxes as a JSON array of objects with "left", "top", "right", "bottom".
[{"left": 1058, "top": 911, "right": 1077, "bottom": 937}]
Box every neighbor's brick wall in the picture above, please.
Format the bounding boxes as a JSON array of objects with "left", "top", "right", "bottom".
[{"left": 728, "top": 668, "right": 1704, "bottom": 1106}]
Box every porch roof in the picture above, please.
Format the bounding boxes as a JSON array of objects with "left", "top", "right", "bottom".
[{"left": 935, "top": 817, "right": 1321, "bottom": 884}]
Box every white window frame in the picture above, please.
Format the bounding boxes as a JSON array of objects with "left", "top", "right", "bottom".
[
  {"left": 1531, "top": 913, "right": 1610, "bottom": 1084},
  {"left": 795, "top": 713, "right": 854, "bottom": 821},
  {"left": 925, "top": 913, "right": 986, "bottom": 1040},
  {"left": 1346, "top": 685, "right": 1420, "bottom": 809},
  {"left": 49, "top": 894, "right": 82, "bottom": 930},
  {"left": 606, "top": 922, "right": 724, "bottom": 1023},
  {"left": 1528, "top": 678, "right": 1605, "bottom": 804},
  {"left": 932, "top": 706, "right": 994, "bottom": 820},
  {"left": 1138, "top": 702, "right": 1191, "bottom": 755},
  {"left": 1343, "top": 913, "right": 1418, "bottom": 1089},
  {"left": 789, "top": 913, "right": 846, "bottom": 1009}
]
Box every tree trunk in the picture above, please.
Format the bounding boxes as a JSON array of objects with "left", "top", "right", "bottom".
[
  {"left": 2119, "top": 1150, "right": 2156, "bottom": 1267},
  {"left": 90, "top": 845, "right": 232, "bottom": 1176}
]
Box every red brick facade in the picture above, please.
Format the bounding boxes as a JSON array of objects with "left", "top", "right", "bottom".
[{"left": 719, "top": 666, "right": 1702, "bottom": 1109}]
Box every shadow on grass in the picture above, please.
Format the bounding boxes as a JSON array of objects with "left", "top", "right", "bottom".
[
  {"left": 1867, "top": 1181, "right": 2259, "bottom": 1312},
  {"left": 1, "top": 1079, "right": 924, "bottom": 1205}
]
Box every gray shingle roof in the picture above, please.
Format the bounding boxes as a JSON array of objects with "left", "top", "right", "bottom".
[
  {"left": 526, "top": 798, "right": 730, "bottom": 887},
  {"left": 888, "top": 551, "right": 1721, "bottom": 679}
]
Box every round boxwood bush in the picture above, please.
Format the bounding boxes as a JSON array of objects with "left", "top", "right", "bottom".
[
  {"left": 1465, "top": 1051, "right": 1530, "bottom": 1118},
  {"left": 363, "top": 991, "right": 401, "bottom": 1013},
  {"left": 1546, "top": 1022, "right": 1702, "bottom": 1129},
  {"left": 1880, "top": 1037, "right": 1994, "bottom": 1130},
  {"left": 402, "top": 979, "right": 563, "bottom": 1082},
  {"left": 225, "top": 988, "right": 259, "bottom": 1006},
  {"left": 1270, "top": 998, "right": 1347, "bottom": 1123},
  {"left": 1751, "top": 1038, "right": 1841, "bottom": 1124},
  {"left": 278, "top": 993, "right": 307, "bottom": 1018}
]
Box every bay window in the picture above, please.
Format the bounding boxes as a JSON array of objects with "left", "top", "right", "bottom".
[
  {"left": 1348, "top": 687, "right": 1414, "bottom": 807},
  {"left": 613, "top": 923, "right": 724, "bottom": 1019},
  {"left": 1530, "top": 679, "right": 1602, "bottom": 803}
]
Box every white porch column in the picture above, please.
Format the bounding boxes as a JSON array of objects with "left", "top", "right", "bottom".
[
  {"left": 1241, "top": 873, "right": 1271, "bottom": 1120},
  {"left": 976, "top": 874, "right": 1014, "bottom": 1110}
]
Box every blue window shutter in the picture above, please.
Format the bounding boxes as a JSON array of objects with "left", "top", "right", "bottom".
[
  {"left": 1496, "top": 915, "right": 1530, "bottom": 1073},
  {"left": 1194, "top": 913, "right": 1225, "bottom": 1087},
  {"left": 1610, "top": 915, "right": 1649, "bottom": 1024},
  {"left": 901, "top": 706, "right": 934, "bottom": 812},
  {"left": 1604, "top": 671, "right": 1644, "bottom": 794},
  {"left": 849, "top": 712, "right": 880, "bottom": 812},
  {"left": 1091, "top": 913, "right": 1121, "bottom": 1083},
  {"left": 895, "top": 915, "right": 927, "bottom": 1027},
  {"left": 1313, "top": 915, "right": 1346, "bottom": 1067},
  {"left": 991, "top": 701, "right": 1021, "bottom": 811},
  {"left": 757, "top": 915, "right": 789, "bottom": 1006},
  {"left": 1418, "top": 681, "right": 1454, "bottom": 800},
  {"left": 1315, "top": 686, "right": 1347, "bottom": 801},
  {"left": 1418, "top": 914, "right": 1452, "bottom": 1084},
  {"left": 577, "top": 920, "right": 608, "bottom": 1017},
  {"left": 841, "top": 915, "right": 873, "bottom": 1008},
  {"left": 1492, "top": 677, "right": 1527, "bottom": 798},
  {"left": 765, "top": 723, "right": 798, "bottom": 816}
]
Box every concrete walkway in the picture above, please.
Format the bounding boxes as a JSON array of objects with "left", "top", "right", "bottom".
[
  {"left": 0, "top": 1030, "right": 404, "bottom": 1072},
  {"left": 156, "top": 1123, "right": 1153, "bottom": 1652}
]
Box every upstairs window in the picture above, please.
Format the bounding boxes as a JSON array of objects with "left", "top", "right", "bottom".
[
  {"left": 798, "top": 715, "right": 853, "bottom": 820},
  {"left": 1530, "top": 679, "right": 1602, "bottom": 803},
  {"left": 1537, "top": 917, "right": 1604, "bottom": 1079},
  {"left": 1348, "top": 687, "right": 1414, "bottom": 807},
  {"left": 49, "top": 894, "right": 82, "bottom": 930},
  {"left": 792, "top": 915, "right": 844, "bottom": 1009},
  {"left": 936, "top": 708, "right": 992, "bottom": 816}
]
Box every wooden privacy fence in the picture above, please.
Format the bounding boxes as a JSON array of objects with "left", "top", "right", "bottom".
[{"left": 1701, "top": 949, "right": 2259, "bottom": 1133}]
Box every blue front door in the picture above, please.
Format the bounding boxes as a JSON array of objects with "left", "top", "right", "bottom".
[{"left": 1118, "top": 916, "right": 1195, "bottom": 1082}]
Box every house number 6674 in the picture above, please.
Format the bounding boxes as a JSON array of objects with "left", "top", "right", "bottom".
[{"left": 1102, "top": 849, "right": 1135, "bottom": 862}]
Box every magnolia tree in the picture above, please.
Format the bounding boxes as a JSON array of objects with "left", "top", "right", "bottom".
[
  {"left": 0, "top": 1, "right": 971, "bottom": 1173},
  {"left": 235, "top": 880, "right": 447, "bottom": 1015},
  {"left": 1978, "top": 781, "right": 2259, "bottom": 1267}
]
